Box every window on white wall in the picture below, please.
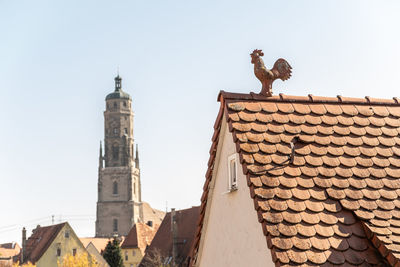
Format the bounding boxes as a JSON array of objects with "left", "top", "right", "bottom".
[{"left": 228, "top": 154, "right": 238, "bottom": 191}]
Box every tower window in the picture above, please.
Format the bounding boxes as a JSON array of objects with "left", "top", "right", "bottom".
[
  {"left": 124, "top": 128, "right": 128, "bottom": 134},
  {"left": 112, "top": 145, "right": 119, "bottom": 160},
  {"left": 57, "top": 248, "right": 61, "bottom": 257},
  {"left": 123, "top": 102, "right": 127, "bottom": 107},
  {"left": 72, "top": 248, "right": 77, "bottom": 256},
  {"left": 113, "top": 128, "right": 118, "bottom": 135},
  {"left": 113, "top": 181, "right": 118, "bottom": 195},
  {"left": 113, "top": 219, "right": 118, "bottom": 232},
  {"left": 114, "top": 102, "right": 117, "bottom": 109}
]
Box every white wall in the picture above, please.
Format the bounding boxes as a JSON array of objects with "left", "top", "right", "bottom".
[{"left": 196, "top": 120, "right": 275, "bottom": 267}]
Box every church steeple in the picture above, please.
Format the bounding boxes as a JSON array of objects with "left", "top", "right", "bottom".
[{"left": 96, "top": 75, "right": 143, "bottom": 238}]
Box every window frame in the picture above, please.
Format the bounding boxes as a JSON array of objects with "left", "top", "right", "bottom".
[
  {"left": 228, "top": 153, "right": 238, "bottom": 191},
  {"left": 113, "top": 218, "right": 118, "bottom": 232},
  {"left": 112, "top": 144, "right": 119, "bottom": 160},
  {"left": 113, "top": 181, "right": 118, "bottom": 195}
]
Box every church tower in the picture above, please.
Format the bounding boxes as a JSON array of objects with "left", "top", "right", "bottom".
[{"left": 96, "top": 75, "right": 143, "bottom": 237}]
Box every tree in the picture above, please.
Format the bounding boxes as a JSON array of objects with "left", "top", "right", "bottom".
[
  {"left": 102, "top": 238, "right": 123, "bottom": 267},
  {"left": 57, "top": 253, "right": 99, "bottom": 267}
]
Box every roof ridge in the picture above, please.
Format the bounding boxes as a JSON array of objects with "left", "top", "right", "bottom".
[{"left": 218, "top": 90, "right": 400, "bottom": 106}]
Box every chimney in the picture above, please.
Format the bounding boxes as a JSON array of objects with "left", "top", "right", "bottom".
[
  {"left": 21, "top": 227, "right": 26, "bottom": 263},
  {"left": 171, "top": 208, "right": 177, "bottom": 267}
]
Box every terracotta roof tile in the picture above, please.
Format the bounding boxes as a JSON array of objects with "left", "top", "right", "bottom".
[
  {"left": 325, "top": 104, "right": 343, "bottom": 115},
  {"left": 321, "top": 114, "right": 339, "bottom": 125},
  {"left": 276, "top": 103, "right": 294, "bottom": 113},
  {"left": 191, "top": 92, "right": 399, "bottom": 266},
  {"left": 393, "top": 147, "right": 400, "bottom": 157},
  {"left": 354, "top": 115, "right": 371, "bottom": 126}
]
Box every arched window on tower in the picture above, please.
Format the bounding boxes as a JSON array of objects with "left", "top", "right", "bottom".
[
  {"left": 112, "top": 145, "right": 119, "bottom": 160},
  {"left": 113, "top": 102, "right": 117, "bottom": 109},
  {"left": 113, "top": 218, "right": 118, "bottom": 232},
  {"left": 113, "top": 181, "right": 118, "bottom": 195}
]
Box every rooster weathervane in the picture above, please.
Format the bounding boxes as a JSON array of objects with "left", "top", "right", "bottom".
[{"left": 250, "top": 49, "right": 292, "bottom": 96}]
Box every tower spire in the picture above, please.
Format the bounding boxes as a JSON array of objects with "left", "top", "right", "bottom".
[
  {"left": 114, "top": 75, "right": 122, "bottom": 91},
  {"left": 135, "top": 144, "right": 140, "bottom": 169},
  {"left": 99, "top": 141, "right": 103, "bottom": 168}
]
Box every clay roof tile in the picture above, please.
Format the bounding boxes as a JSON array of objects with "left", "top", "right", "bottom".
[{"left": 192, "top": 93, "right": 399, "bottom": 266}]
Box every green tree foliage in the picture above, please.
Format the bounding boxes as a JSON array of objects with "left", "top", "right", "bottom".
[{"left": 102, "top": 238, "right": 123, "bottom": 267}]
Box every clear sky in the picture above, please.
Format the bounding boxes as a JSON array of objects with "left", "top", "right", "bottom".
[{"left": 1, "top": 0, "right": 400, "bottom": 243}]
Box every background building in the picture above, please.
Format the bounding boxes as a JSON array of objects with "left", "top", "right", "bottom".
[
  {"left": 96, "top": 76, "right": 164, "bottom": 238},
  {"left": 21, "top": 223, "right": 88, "bottom": 267}
]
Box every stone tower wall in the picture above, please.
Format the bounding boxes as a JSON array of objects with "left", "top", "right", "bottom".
[
  {"left": 96, "top": 77, "right": 142, "bottom": 237},
  {"left": 104, "top": 98, "right": 134, "bottom": 167}
]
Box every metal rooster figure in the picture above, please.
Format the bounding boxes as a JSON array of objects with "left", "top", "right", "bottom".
[{"left": 250, "top": 49, "right": 292, "bottom": 97}]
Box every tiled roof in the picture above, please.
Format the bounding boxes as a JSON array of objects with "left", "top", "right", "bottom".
[
  {"left": 24, "top": 223, "right": 65, "bottom": 263},
  {"left": 191, "top": 91, "right": 400, "bottom": 266},
  {"left": 142, "top": 202, "right": 166, "bottom": 226},
  {"left": 141, "top": 206, "right": 200, "bottom": 267},
  {"left": 0, "top": 247, "right": 20, "bottom": 258},
  {"left": 0, "top": 243, "right": 20, "bottom": 250},
  {"left": 0, "top": 242, "right": 20, "bottom": 259},
  {"left": 121, "top": 223, "right": 158, "bottom": 254},
  {"left": 80, "top": 237, "right": 111, "bottom": 254}
]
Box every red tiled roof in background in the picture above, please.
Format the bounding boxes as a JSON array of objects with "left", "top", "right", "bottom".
[
  {"left": 0, "top": 243, "right": 20, "bottom": 259},
  {"left": 142, "top": 206, "right": 200, "bottom": 266},
  {"left": 0, "top": 242, "right": 20, "bottom": 258},
  {"left": 23, "top": 223, "right": 65, "bottom": 264},
  {"left": 0, "top": 243, "right": 20, "bottom": 250},
  {"left": 80, "top": 237, "right": 111, "bottom": 254},
  {"left": 121, "top": 223, "right": 159, "bottom": 254},
  {"left": 190, "top": 91, "right": 400, "bottom": 266}
]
